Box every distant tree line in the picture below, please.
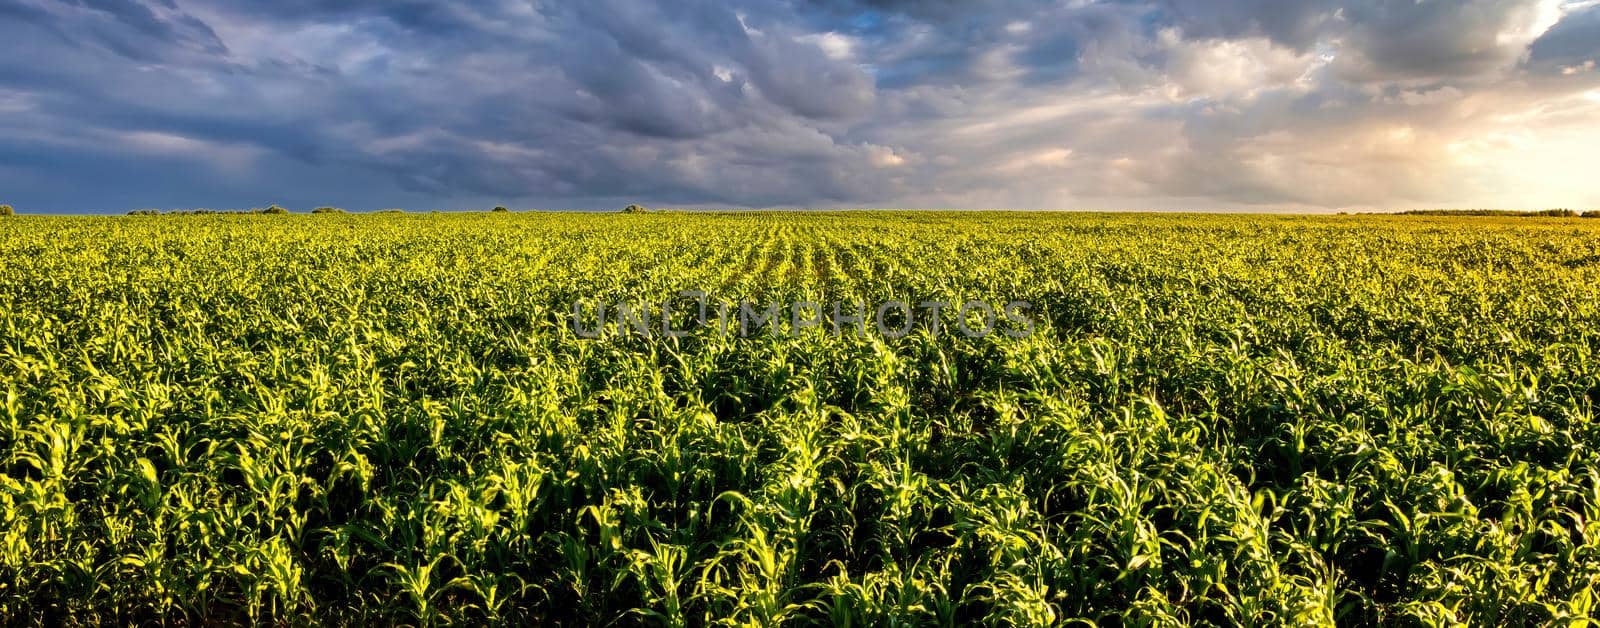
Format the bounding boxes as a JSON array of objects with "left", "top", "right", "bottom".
[
  {"left": 33, "top": 203, "right": 669, "bottom": 216},
  {"left": 122, "top": 205, "right": 538, "bottom": 216},
  {"left": 1398, "top": 209, "right": 1599, "bottom": 218},
  {"left": 129, "top": 204, "right": 301, "bottom": 216}
]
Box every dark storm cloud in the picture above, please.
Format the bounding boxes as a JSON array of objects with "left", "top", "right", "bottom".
[
  {"left": 1528, "top": 4, "right": 1600, "bottom": 71},
  {"left": 1, "top": 0, "right": 1597, "bottom": 212},
  {"left": 1146, "top": 0, "right": 1336, "bottom": 50},
  {"left": 6, "top": 0, "right": 228, "bottom": 62}
]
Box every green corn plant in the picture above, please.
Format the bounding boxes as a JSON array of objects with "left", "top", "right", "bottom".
[{"left": 1, "top": 211, "right": 1599, "bottom": 623}]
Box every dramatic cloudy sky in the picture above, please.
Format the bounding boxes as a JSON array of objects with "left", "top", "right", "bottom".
[{"left": 2, "top": 0, "right": 1599, "bottom": 212}]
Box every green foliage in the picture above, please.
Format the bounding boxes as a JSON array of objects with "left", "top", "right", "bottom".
[
  {"left": 0, "top": 205, "right": 13, "bottom": 217},
  {"left": 312, "top": 207, "right": 346, "bottom": 214},
  {"left": 492, "top": 206, "right": 510, "bottom": 213},
  {"left": 256, "top": 204, "right": 291, "bottom": 215},
  {"left": 2, "top": 212, "right": 1600, "bottom": 624},
  {"left": 622, "top": 204, "right": 650, "bottom": 214}
]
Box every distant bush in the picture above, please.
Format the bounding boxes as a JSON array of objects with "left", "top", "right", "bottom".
[
  {"left": 0, "top": 205, "right": 13, "bottom": 217},
  {"left": 622, "top": 204, "right": 650, "bottom": 214},
  {"left": 127, "top": 209, "right": 161, "bottom": 216},
  {"left": 1583, "top": 211, "right": 1600, "bottom": 219},
  {"left": 1538, "top": 208, "right": 1579, "bottom": 218},
  {"left": 492, "top": 206, "right": 510, "bottom": 213},
  {"left": 256, "top": 204, "right": 290, "bottom": 215},
  {"left": 312, "top": 207, "right": 346, "bottom": 214},
  {"left": 375, "top": 209, "right": 406, "bottom": 214}
]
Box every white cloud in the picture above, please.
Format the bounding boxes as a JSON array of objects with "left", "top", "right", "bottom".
[
  {"left": 1159, "top": 32, "right": 1322, "bottom": 99},
  {"left": 116, "top": 131, "right": 263, "bottom": 173},
  {"left": 799, "top": 32, "right": 858, "bottom": 61}
]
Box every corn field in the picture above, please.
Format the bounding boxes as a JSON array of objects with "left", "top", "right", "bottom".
[{"left": 3, "top": 211, "right": 1600, "bottom": 625}]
